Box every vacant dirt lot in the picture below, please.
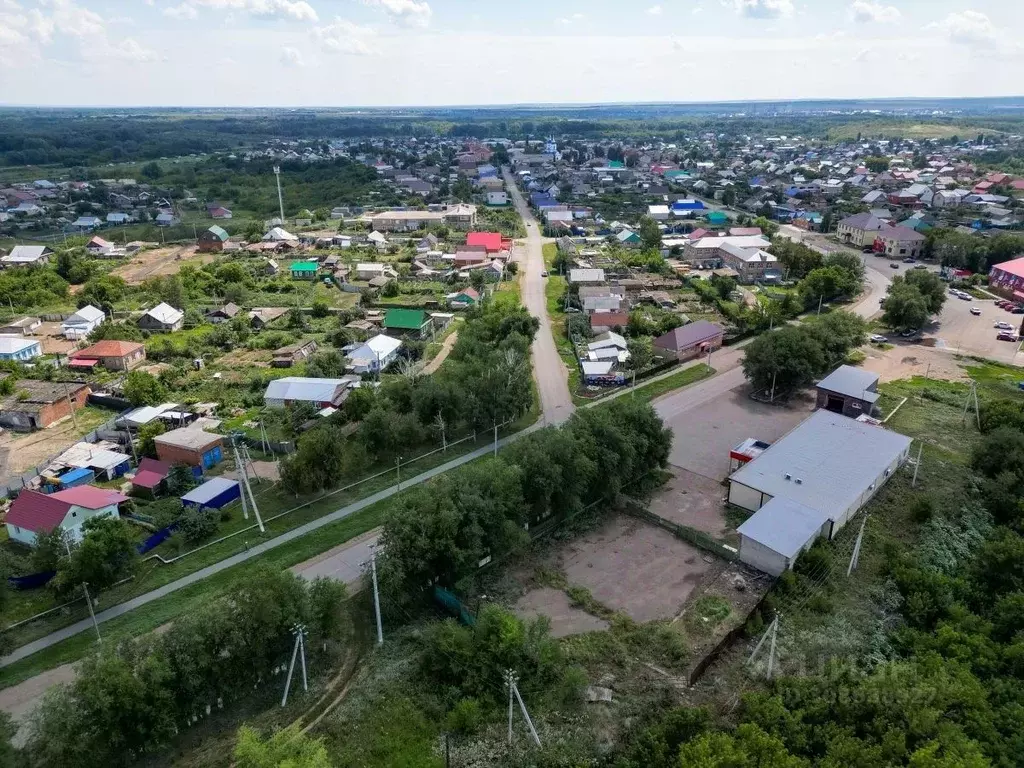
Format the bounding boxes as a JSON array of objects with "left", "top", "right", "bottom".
[
  {"left": 0, "top": 662, "right": 77, "bottom": 746},
  {"left": 647, "top": 467, "right": 729, "bottom": 539},
  {"left": 514, "top": 587, "right": 611, "bottom": 638},
  {"left": 0, "top": 408, "right": 112, "bottom": 477},
  {"left": 861, "top": 344, "right": 968, "bottom": 384},
  {"left": 112, "top": 245, "right": 214, "bottom": 285},
  {"left": 548, "top": 515, "right": 717, "bottom": 624},
  {"left": 664, "top": 385, "right": 815, "bottom": 481},
  {"left": 32, "top": 322, "right": 75, "bottom": 356}
]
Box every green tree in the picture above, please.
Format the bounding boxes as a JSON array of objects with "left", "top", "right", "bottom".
[
  {"left": 626, "top": 336, "right": 654, "bottom": 373},
  {"left": 638, "top": 215, "right": 663, "bottom": 250},
  {"left": 900, "top": 269, "right": 947, "bottom": 314},
  {"left": 31, "top": 526, "right": 71, "bottom": 574},
  {"left": 882, "top": 281, "right": 929, "bottom": 331},
  {"left": 137, "top": 420, "right": 165, "bottom": 459},
  {"left": 177, "top": 506, "right": 219, "bottom": 543},
  {"left": 140, "top": 161, "right": 163, "bottom": 180},
  {"left": 166, "top": 463, "right": 196, "bottom": 495},
  {"left": 864, "top": 156, "right": 890, "bottom": 173},
  {"left": 234, "top": 724, "right": 332, "bottom": 768},
  {"left": 741, "top": 326, "right": 826, "bottom": 395},
  {"left": 52, "top": 517, "right": 140, "bottom": 600},
  {"left": 79, "top": 274, "right": 127, "bottom": 312},
  {"left": 244, "top": 219, "right": 264, "bottom": 242},
  {"left": 123, "top": 370, "right": 166, "bottom": 407}
]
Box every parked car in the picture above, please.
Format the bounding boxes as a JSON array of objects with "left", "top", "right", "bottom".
[
  {"left": 900, "top": 329, "right": 920, "bottom": 338},
  {"left": 1013, "top": 306, "right": 1024, "bottom": 314},
  {"left": 869, "top": 334, "right": 888, "bottom": 343},
  {"left": 540, "top": 271, "right": 548, "bottom": 277},
  {"left": 997, "top": 331, "right": 1019, "bottom": 342},
  {"left": 958, "top": 293, "right": 971, "bottom": 300},
  {"left": 903, "top": 257, "right": 916, "bottom": 263},
  {"left": 970, "top": 307, "right": 982, "bottom": 315},
  {"left": 890, "top": 262, "right": 900, "bottom": 269},
  {"left": 995, "top": 321, "right": 1013, "bottom": 330},
  {"left": 913, "top": 264, "right": 928, "bottom": 270}
]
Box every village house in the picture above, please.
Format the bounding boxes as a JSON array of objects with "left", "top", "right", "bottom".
[
  {"left": 70, "top": 340, "right": 146, "bottom": 371},
  {"left": 154, "top": 428, "right": 224, "bottom": 470},
  {"left": 272, "top": 339, "right": 318, "bottom": 368},
  {"left": 198, "top": 225, "right": 230, "bottom": 253},
  {"left": 5, "top": 486, "right": 127, "bottom": 546},
  {"left": 0, "top": 335, "right": 42, "bottom": 362},
  {"left": 61, "top": 305, "right": 106, "bottom": 340},
  {"left": 836, "top": 212, "right": 888, "bottom": 247},
  {"left": 206, "top": 303, "right": 240, "bottom": 323},
  {"left": 264, "top": 377, "right": 355, "bottom": 408},
  {"left": 0, "top": 379, "right": 90, "bottom": 431},
  {"left": 138, "top": 302, "right": 185, "bottom": 332},
  {"left": 345, "top": 334, "right": 403, "bottom": 374},
  {"left": 653, "top": 321, "right": 724, "bottom": 361},
  {"left": 877, "top": 225, "right": 926, "bottom": 259},
  {"left": 1, "top": 245, "right": 51, "bottom": 268}
]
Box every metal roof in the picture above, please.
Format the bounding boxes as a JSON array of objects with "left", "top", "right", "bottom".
[
  {"left": 569, "top": 268, "right": 606, "bottom": 283},
  {"left": 728, "top": 410, "right": 912, "bottom": 518},
  {"left": 384, "top": 308, "right": 427, "bottom": 330},
  {"left": 181, "top": 477, "right": 239, "bottom": 505},
  {"left": 816, "top": 365, "right": 880, "bottom": 403},
  {"left": 154, "top": 428, "right": 223, "bottom": 451},
  {"left": 737, "top": 497, "right": 829, "bottom": 559},
  {"left": 264, "top": 376, "right": 349, "bottom": 402},
  {"left": 144, "top": 302, "right": 184, "bottom": 325},
  {"left": 0, "top": 335, "right": 39, "bottom": 355}
]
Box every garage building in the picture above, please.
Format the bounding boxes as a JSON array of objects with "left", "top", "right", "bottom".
[
  {"left": 728, "top": 410, "right": 912, "bottom": 575},
  {"left": 181, "top": 477, "right": 241, "bottom": 511}
]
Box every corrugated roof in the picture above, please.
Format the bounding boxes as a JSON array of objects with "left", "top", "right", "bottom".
[
  {"left": 132, "top": 458, "right": 172, "bottom": 489},
  {"left": 51, "top": 485, "right": 128, "bottom": 509},
  {"left": 154, "top": 428, "right": 222, "bottom": 451},
  {"left": 729, "top": 410, "right": 912, "bottom": 518},
  {"left": 654, "top": 321, "right": 724, "bottom": 351},
  {"left": 384, "top": 308, "right": 427, "bottom": 330},
  {"left": 264, "top": 377, "right": 349, "bottom": 403},
  {"left": 181, "top": 477, "right": 239, "bottom": 505},
  {"left": 144, "top": 302, "right": 184, "bottom": 325},
  {"left": 290, "top": 261, "right": 318, "bottom": 272},
  {"left": 5, "top": 490, "right": 70, "bottom": 533}
]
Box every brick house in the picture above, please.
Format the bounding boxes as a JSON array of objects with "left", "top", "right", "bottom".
[
  {"left": 154, "top": 428, "right": 224, "bottom": 469},
  {"left": 0, "top": 379, "right": 90, "bottom": 431},
  {"left": 70, "top": 340, "right": 146, "bottom": 371},
  {"left": 198, "top": 225, "right": 230, "bottom": 253},
  {"left": 653, "top": 321, "right": 724, "bottom": 361}
]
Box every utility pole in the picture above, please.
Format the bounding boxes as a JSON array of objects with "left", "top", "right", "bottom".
[
  {"left": 504, "top": 669, "right": 541, "bottom": 748},
  {"left": 746, "top": 613, "right": 779, "bottom": 679},
  {"left": 280, "top": 623, "right": 307, "bottom": 707},
  {"left": 911, "top": 440, "right": 924, "bottom": 487},
  {"left": 961, "top": 380, "right": 980, "bottom": 429},
  {"left": 436, "top": 412, "right": 447, "bottom": 453},
  {"left": 64, "top": 537, "right": 100, "bottom": 642},
  {"left": 770, "top": 370, "right": 778, "bottom": 403},
  {"left": 60, "top": 380, "right": 79, "bottom": 430},
  {"left": 273, "top": 165, "right": 285, "bottom": 224},
  {"left": 847, "top": 515, "right": 868, "bottom": 576},
  {"left": 817, "top": 294, "right": 823, "bottom": 315},
  {"left": 493, "top": 420, "right": 498, "bottom": 457},
  {"left": 395, "top": 455, "right": 402, "bottom": 491},
  {"left": 366, "top": 546, "right": 384, "bottom": 646}
]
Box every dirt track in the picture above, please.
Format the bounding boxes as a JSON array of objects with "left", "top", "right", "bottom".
[{"left": 111, "top": 245, "right": 214, "bottom": 285}]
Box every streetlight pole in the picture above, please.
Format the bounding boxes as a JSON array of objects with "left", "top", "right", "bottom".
[{"left": 395, "top": 455, "right": 402, "bottom": 490}]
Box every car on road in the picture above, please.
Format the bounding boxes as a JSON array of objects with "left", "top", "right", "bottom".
[
  {"left": 971, "top": 307, "right": 982, "bottom": 315},
  {"left": 958, "top": 292, "right": 971, "bottom": 300},
  {"left": 890, "top": 262, "right": 900, "bottom": 269},
  {"left": 540, "top": 271, "right": 548, "bottom": 277},
  {"left": 869, "top": 334, "right": 888, "bottom": 343},
  {"left": 913, "top": 264, "right": 928, "bottom": 270},
  {"left": 903, "top": 257, "right": 916, "bottom": 263},
  {"left": 994, "top": 320, "right": 1013, "bottom": 330},
  {"left": 997, "top": 331, "right": 1020, "bottom": 342},
  {"left": 862, "top": 246, "right": 875, "bottom": 254},
  {"left": 900, "top": 329, "right": 920, "bottom": 338}
]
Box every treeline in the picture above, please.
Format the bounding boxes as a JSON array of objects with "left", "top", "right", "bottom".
[
  {"left": 378, "top": 398, "right": 672, "bottom": 607},
  {"left": 19, "top": 567, "right": 346, "bottom": 768},
  {"left": 279, "top": 300, "right": 539, "bottom": 495},
  {"left": 927, "top": 228, "right": 1024, "bottom": 274}
]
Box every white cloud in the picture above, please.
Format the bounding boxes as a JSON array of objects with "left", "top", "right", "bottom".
[
  {"left": 314, "top": 18, "right": 377, "bottom": 55},
  {"left": 692, "top": 6, "right": 703, "bottom": 14},
  {"left": 849, "top": 1, "right": 900, "bottom": 23},
  {"left": 557, "top": 12, "right": 585, "bottom": 24},
  {"left": 733, "top": 0, "right": 793, "bottom": 19},
  {"left": 928, "top": 10, "right": 997, "bottom": 46},
  {"left": 163, "top": 3, "right": 199, "bottom": 20},
  {"left": 365, "top": 0, "right": 432, "bottom": 28},
  {"left": 279, "top": 45, "right": 304, "bottom": 66},
  {"left": 90, "top": 38, "right": 160, "bottom": 63},
  {"left": 647, "top": 5, "right": 662, "bottom": 15},
  {"left": 187, "top": 0, "right": 319, "bottom": 23}
]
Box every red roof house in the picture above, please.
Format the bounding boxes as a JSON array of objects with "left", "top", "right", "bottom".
[
  {"left": 466, "top": 232, "right": 503, "bottom": 253},
  {"left": 70, "top": 340, "right": 145, "bottom": 371},
  {"left": 132, "top": 458, "right": 173, "bottom": 494},
  {"left": 5, "top": 486, "right": 127, "bottom": 545}
]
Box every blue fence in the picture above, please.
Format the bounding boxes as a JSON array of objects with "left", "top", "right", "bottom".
[
  {"left": 8, "top": 570, "right": 56, "bottom": 590},
  {"left": 137, "top": 523, "right": 178, "bottom": 555},
  {"left": 433, "top": 586, "right": 476, "bottom": 626}
]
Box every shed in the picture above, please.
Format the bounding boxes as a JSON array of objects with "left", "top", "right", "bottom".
[
  {"left": 181, "top": 477, "right": 241, "bottom": 510},
  {"left": 154, "top": 428, "right": 224, "bottom": 469},
  {"left": 132, "top": 457, "right": 172, "bottom": 497},
  {"left": 815, "top": 365, "right": 880, "bottom": 419},
  {"left": 58, "top": 467, "right": 96, "bottom": 489}
]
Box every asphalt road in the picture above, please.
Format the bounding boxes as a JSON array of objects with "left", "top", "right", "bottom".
[
  {"left": 0, "top": 430, "right": 539, "bottom": 669},
  {"left": 503, "top": 167, "right": 575, "bottom": 425}
]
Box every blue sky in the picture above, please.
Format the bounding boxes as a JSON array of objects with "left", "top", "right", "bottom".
[{"left": 0, "top": 0, "right": 1022, "bottom": 106}]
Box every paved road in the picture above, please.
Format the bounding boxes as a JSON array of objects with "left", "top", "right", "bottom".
[
  {"left": 503, "top": 167, "right": 574, "bottom": 425},
  {"left": 0, "top": 431, "right": 538, "bottom": 669}
]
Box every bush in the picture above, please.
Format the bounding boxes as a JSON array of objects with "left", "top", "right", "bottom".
[
  {"left": 445, "top": 698, "right": 482, "bottom": 734},
  {"left": 910, "top": 496, "right": 935, "bottom": 523},
  {"left": 177, "top": 506, "right": 219, "bottom": 543}
]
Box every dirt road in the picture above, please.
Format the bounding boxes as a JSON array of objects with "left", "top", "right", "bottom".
[{"left": 503, "top": 167, "right": 574, "bottom": 425}]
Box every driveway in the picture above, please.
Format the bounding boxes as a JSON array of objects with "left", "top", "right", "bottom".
[{"left": 503, "top": 167, "right": 574, "bottom": 425}]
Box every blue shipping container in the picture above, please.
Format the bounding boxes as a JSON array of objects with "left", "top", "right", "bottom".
[{"left": 59, "top": 467, "right": 96, "bottom": 488}]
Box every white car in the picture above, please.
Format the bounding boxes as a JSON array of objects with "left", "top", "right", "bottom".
[
  {"left": 970, "top": 307, "right": 982, "bottom": 316},
  {"left": 995, "top": 321, "right": 1013, "bottom": 330},
  {"left": 869, "top": 334, "right": 888, "bottom": 343}
]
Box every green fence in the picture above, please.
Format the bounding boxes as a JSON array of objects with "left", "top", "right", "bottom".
[{"left": 623, "top": 498, "right": 738, "bottom": 562}]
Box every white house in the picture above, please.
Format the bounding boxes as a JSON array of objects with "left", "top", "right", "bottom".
[
  {"left": 263, "top": 226, "right": 298, "bottom": 242},
  {"left": 5, "top": 486, "right": 127, "bottom": 546},
  {"left": 71, "top": 216, "right": 102, "bottom": 230},
  {"left": 345, "top": 334, "right": 403, "bottom": 374},
  {"left": 648, "top": 204, "right": 670, "bottom": 221},
  {"left": 155, "top": 213, "right": 180, "bottom": 227},
  {"left": 1, "top": 245, "right": 52, "bottom": 268},
  {"left": 62, "top": 304, "right": 106, "bottom": 340},
  {"left": 106, "top": 212, "right": 130, "bottom": 224},
  {"left": 486, "top": 191, "right": 509, "bottom": 206}
]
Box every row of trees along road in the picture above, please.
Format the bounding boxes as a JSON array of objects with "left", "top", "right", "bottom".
[
  {"left": 18, "top": 566, "right": 346, "bottom": 768},
  {"left": 378, "top": 399, "right": 673, "bottom": 612},
  {"left": 741, "top": 311, "right": 868, "bottom": 397},
  {"left": 279, "top": 299, "right": 539, "bottom": 495}
]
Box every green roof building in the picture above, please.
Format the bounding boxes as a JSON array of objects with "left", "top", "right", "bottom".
[
  {"left": 706, "top": 211, "right": 728, "bottom": 225},
  {"left": 290, "top": 261, "right": 319, "bottom": 280},
  {"left": 383, "top": 308, "right": 430, "bottom": 339}
]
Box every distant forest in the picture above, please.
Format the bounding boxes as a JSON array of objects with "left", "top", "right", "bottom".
[{"left": 2, "top": 103, "right": 1024, "bottom": 168}]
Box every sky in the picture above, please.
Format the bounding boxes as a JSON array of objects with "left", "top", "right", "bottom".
[{"left": 0, "top": 0, "right": 1023, "bottom": 107}]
